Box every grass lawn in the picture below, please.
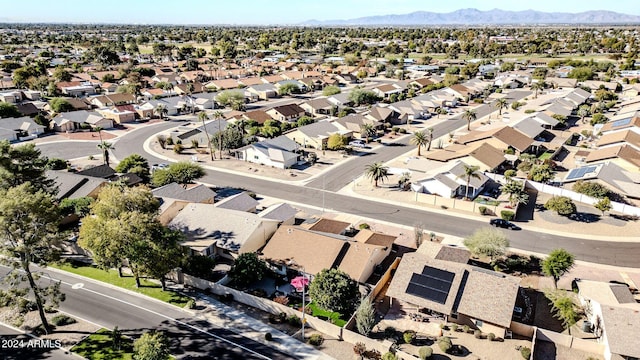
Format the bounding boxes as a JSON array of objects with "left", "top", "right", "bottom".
[
  {"left": 52, "top": 263, "right": 191, "bottom": 308},
  {"left": 306, "top": 302, "right": 347, "bottom": 327},
  {"left": 538, "top": 151, "right": 554, "bottom": 161},
  {"left": 72, "top": 328, "right": 134, "bottom": 360}
]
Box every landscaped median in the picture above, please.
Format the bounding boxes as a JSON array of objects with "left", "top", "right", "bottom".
[
  {"left": 72, "top": 328, "right": 134, "bottom": 360},
  {"left": 51, "top": 262, "right": 193, "bottom": 308}
]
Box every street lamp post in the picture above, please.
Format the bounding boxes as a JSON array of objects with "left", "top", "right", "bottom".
[{"left": 301, "top": 269, "right": 306, "bottom": 341}]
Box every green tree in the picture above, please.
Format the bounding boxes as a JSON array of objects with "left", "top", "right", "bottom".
[
  {"left": 355, "top": 297, "right": 375, "bottom": 336},
  {"left": 228, "top": 252, "right": 268, "bottom": 287},
  {"left": 531, "top": 81, "right": 545, "bottom": 99},
  {"left": 327, "top": 133, "right": 347, "bottom": 150},
  {"left": 576, "top": 105, "right": 590, "bottom": 124},
  {"left": 462, "top": 109, "right": 477, "bottom": 131},
  {"left": 154, "top": 104, "right": 168, "bottom": 120},
  {"left": 590, "top": 113, "right": 608, "bottom": 126},
  {"left": 348, "top": 88, "right": 380, "bottom": 106},
  {"left": 216, "top": 90, "right": 245, "bottom": 108},
  {"left": 410, "top": 130, "right": 429, "bottom": 156},
  {"left": 0, "top": 102, "right": 21, "bottom": 118},
  {"left": 458, "top": 164, "right": 481, "bottom": 199},
  {"left": 528, "top": 164, "right": 554, "bottom": 183},
  {"left": 572, "top": 181, "right": 609, "bottom": 198},
  {"left": 0, "top": 184, "right": 64, "bottom": 334},
  {"left": 500, "top": 180, "right": 529, "bottom": 207},
  {"left": 364, "top": 162, "right": 389, "bottom": 188},
  {"left": 309, "top": 268, "right": 360, "bottom": 316},
  {"left": 59, "top": 196, "right": 94, "bottom": 217},
  {"left": 49, "top": 98, "right": 74, "bottom": 113},
  {"left": 97, "top": 141, "right": 114, "bottom": 167},
  {"left": 52, "top": 66, "right": 72, "bottom": 82},
  {"left": 359, "top": 123, "right": 376, "bottom": 142},
  {"left": 133, "top": 331, "right": 170, "bottom": 360},
  {"left": 494, "top": 98, "right": 508, "bottom": 116},
  {"left": 594, "top": 197, "right": 612, "bottom": 216},
  {"left": 544, "top": 196, "right": 576, "bottom": 216},
  {"left": 568, "top": 67, "right": 593, "bottom": 81},
  {"left": 463, "top": 227, "right": 509, "bottom": 261},
  {"left": 278, "top": 83, "right": 301, "bottom": 96},
  {"left": 0, "top": 141, "right": 55, "bottom": 194},
  {"left": 543, "top": 289, "right": 580, "bottom": 334},
  {"left": 151, "top": 162, "right": 205, "bottom": 188},
  {"left": 322, "top": 85, "right": 341, "bottom": 96},
  {"left": 542, "top": 249, "right": 575, "bottom": 289},
  {"left": 198, "top": 112, "right": 215, "bottom": 161},
  {"left": 115, "top": 154, "right": 150, "bottom": 182},
  {"left": 137, "top": 226, "right": 185, "bottom": 291}
]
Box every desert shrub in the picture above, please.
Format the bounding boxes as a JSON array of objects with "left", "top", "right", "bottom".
[
  {"left": 438, "top": 336, "right": 452, "bottom": 353},
  {"left": 450, "top": 323, "right": 458, "bottom": 332},
  {"left": 501, "top": 210, "right": 515, "bottom": 221},
  {"left": 478, "top": 206, "right": 488, "bottom": 215},
  {"left": 353, "top": 342, "right": 367, "bottom": 356},
  {"left": 488, "top": 332, "right": 496, "bottom": 341},
  {"left": 382, "top": 352, "right": 398, "bottom": 360},
  {"left": 474, "top": 329, "right": 482, "bottom": 338},
  {"left": 173, "top": 143, "right": 184, "bottom": 154},
  {"left": 359, "top": 223, "right": 370, "bottom": 230},
  {"left": 185, "top": 299, "right": 196, "bottom": 309},
  {"left": 384, "top": 326, "right": 397, "bottom": 339},
  {"left": 524, "top": 109, "right": 535, "bottom": 114},
  {"left": 166, "top": 137, "right": 174, "bottom": 145},
  {"left": 51, "top": 314, "right": 76, "bottom": 326},
  {"left": 520, "top": 346, "right": 531, "bottom": 359},
  {"left": 288, "top": 315, "right": 301, "bottom": 326},
  {"left": 309, "top": 334, "right": 324, "bottom": 346},
  {"left": 265, "top": 332, "right": 273, "bottom": 341},
  {"left": 403, "top": 330, "right": 416, "bottom": 344},
  {"left": 463, "top": 325, "right": 470, "bottom": 333},
  {"left": 418, "top": 346, "right": 433, "bottom": 360},
  {"left": 544, "top": 196, "right": 576, "bottom": 216},
  {"left": 572, "top": 180, "right": 609, "bottom": 198}
]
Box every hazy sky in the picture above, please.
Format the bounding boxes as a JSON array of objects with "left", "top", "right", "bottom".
[{"left": 2, "top": 0, "right": 639, "bottom": 24}]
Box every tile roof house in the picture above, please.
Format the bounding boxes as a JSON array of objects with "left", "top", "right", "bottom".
[
  {"left": 575, "top": 279, "right": 640, "bottom": 360},
  {"left": 241, "top": 110, "right": 274, "bottom": 125},
  {"left": 168, "top": 204, "right": 280, "bottom": 258},
  {"left": 0, "top": 116, "right": 46, "bottom": 140},
  {"left": 456, "top": 126, "right": 537, "bottom": 155},
  {"left": 333, "top": 113, "right": 381, "bottom": 138},
  {"left": 90, "top": 93, "right": 136, "bottom": 108},
  {"left": 284, "top": 120, "right": 343, "bottom": 149},
  {"left": 266, "top": 104, "right": 305, "bottom": 122},
  {"left": 300, "top": 98, "right": 334, "bottom": 116},
  {"left": 368, "top": 106, "right": 405, "bottom": 126},
  {"left": 585, "top": 145, "right": 640, "bottom": 171},
  {"left": 387, "top": 252, "right": 520, "bottom": 337},
  {"left": 51, "top": 110, "right": 114, "bottom": 132},
  {"left": 411, "top": 160, "right": 490, "bottom": 200},
  {"left": 234, "top": 135, "right": 299, "bottom": 169}
]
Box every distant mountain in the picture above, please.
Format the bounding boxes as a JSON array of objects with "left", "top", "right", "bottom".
[{"left": 303, "top": 8, "right": 640, "bottom": 25}]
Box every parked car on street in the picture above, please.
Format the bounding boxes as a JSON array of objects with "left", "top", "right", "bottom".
[
  {"left": 489, "top": 218, "right": 521, "bottom": 230},
  {"left": 348, "top": 140, "right": 366, "bottom": 148}
]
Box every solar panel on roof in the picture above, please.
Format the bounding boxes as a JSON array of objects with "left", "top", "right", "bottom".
[
  {"left": 566, "top": 168, "right": 584, "bottom": 180},
  {"left": 405, "top": 266, "right": 455, "bottom": 305},
  {"left": 612, "top": 118, "right": 632, "bottom": 128}
]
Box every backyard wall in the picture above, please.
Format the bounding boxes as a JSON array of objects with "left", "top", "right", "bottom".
[
  {"left": 535, "top": 328, "right": 605, "bottom": 355},
  {"left": 510, "top": 321, "right": 535, "bottom": 338}
]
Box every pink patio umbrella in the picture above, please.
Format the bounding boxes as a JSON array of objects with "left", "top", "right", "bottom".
[{"left": 290, "top": 276, "right": 309, "bottom": 291}]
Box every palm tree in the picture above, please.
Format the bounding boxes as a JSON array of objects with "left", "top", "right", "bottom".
[
  {"left": 93, "top": 126, "right": 104, "bottom": 142},
  {"left": 198, "top": 112, "right": 215, "bottom": 161},
  {"left": 364, "top": 162, "right": 389, "bottom": 188},
  {"left": 360, "top": 123, "right": 375, "bottom": 143},
  {"left": 186, "top": 83, "right": 195, "bottom": 114},
  {"left": 494, "top": 98, "right": 508, "bottom": 116},
  {"left": 97, "top": 141, "right": 114, "bottom": 166},
  {"left": 213, "top": 110, "right": 224, "bottom": 160},
  {"left": 458, "top": 164, "right": 481, "bottom": 199},
  {"left": 531, "top": 82, "right": 545, "bottom": 99},
  {"left": 154, "top": 104, "right": 167, "bottom": 120},
  {"left": 410, "top": 130, "right": 429, "bottom": 156},
  {"left": 426, "top": 128, "right": 434, "bottom": 152},
  {"left": 462, "top": 109, "right": 477, "bottom": 131}
]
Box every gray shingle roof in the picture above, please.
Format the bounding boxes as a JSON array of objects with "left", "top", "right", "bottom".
[
  {"left": 152, "top": 182, "right": 216, "bottom": 203},
  {"left": 258, "top": 203, "right": 298, "bottom": 222},
  {"left": 215, "top": 192, "right": 259, "bottom": 212}
]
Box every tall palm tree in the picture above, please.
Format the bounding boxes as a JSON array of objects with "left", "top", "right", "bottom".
[
  {"left": 426, "top": 128, "right": 434, "bottom": 152},
  {"left": 93, "top": 126, "right": 104, "bottom": 142},
  {"left": 462, "top": 109, "right": 477, "bottom": 131},
  {"left": 97, "top": 141, "right": 114, "bottom": 166},
  {"left": 198, "top": 112, "right": 215, "bottom": 161},
  {"left": 186, "top": 83, "right": 195, "bottom": 114},
  {"left": 494, "top": 98, "right": 508, "bottom": 116},
  {"left": 364, "top": 162, "right": 389, "bottom": 188},
  {"left": 458, "top": 164, "right": 481, "bottom": 199},
  {"left": 410, "top": 130, "right": 429, "bottom": 156},
  {"left": 531, "top": 82, "right": 544, "bottom": 99},
  {"left": 154, "top": 104, "right": 167, "bottom": 120},
  {"left": 213, "top": 110, "right": 224, "bottom": 160},
  {"left": 360, "top": 123, "right": 375, "bottom": 143}
]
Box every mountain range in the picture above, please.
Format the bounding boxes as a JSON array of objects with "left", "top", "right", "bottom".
[{"left": 303, "top": 8, "right": 640, "bottom": 26}]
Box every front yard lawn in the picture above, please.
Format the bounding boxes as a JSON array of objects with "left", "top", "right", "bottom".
[
  {"left": 52, "top": 263, "right": 191, "bottom": 308},
  {"left": 306, "top": 302, "right": 347, "bottom": 327},
  {"left": 72, "top": 328, "right": 134, "bottom": 360}
]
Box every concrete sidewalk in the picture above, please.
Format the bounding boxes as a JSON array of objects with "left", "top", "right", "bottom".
[{"left": 189, "top": 291, "right": 336, "bottom": 360}]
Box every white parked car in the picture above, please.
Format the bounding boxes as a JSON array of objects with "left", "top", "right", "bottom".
[{"left": 349, "top": 140, "right": 366, "bottom": 148}]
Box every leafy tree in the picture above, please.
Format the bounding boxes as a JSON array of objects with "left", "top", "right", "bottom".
[
  {"left": 228, "top": 252, "right": 268, "bottom": 287},
  {"left": 410, "top": 130, "right": 429, "bottom": 156},
  {"left": 348, "top": 88, "right": 380, "bottom": 106},
  {"left": 494, "top": 98, "right": 508, "bottom": 116},
  {"left": 364, "top": 162, "right": 389, "bottom": 188},
  {"left": 309, "top": 268, "right": 359, "bottom": 316},
  {"left": 419, "top": 346, "right": 433, "bottom": 360},
  {"left": 278, "top": 83, "right": 301, "bottom": 96},
  {"left": 576, "top": 105, "right": 590, "bottom": 124},
  {"left": 133, "top": 331, "right": 170, "bottom": 360},
  {"left": 594, "top": 197, "right": 612, "bottom": 216},
  {"left": 590, "top": 113, "right": 608, "bottom": 126},
  {"left": 355, "top": 297, "right": 375, "bottom": 336},
  {"left": 115, "top": 154, "right": 150, "bottom": 182},
  {"left": 211, "top": 124, "right": 244, "bottom": 154},
  {"left": 463, "top": 227, "right": 509, "bottom": 261},
  {"left": 572, "top": 181, "right": 609, "bottom": 198},
  {"left": 327, "top": 133, "right": 347, "bottom": 150},
  {"left": 46, "top": 157, "right": 68, "bottom": 170},
  {"left": 0, "top": 102, "right": 21, "bottom": 118},
  {"left": 181, "top": 255, "right": 216, "bottom": 280},
  {"left": 544, "top": 196, "right": 576, "bottom": 216},
  {"left": 59, "top": 196, "right": 94, "bottom": 217},
  {"left": 154, "top": 104, "right": 168, "bottom": 120},
  {"left": 0, "top": 184, "right": 64, "bottom": 334},
  {"left": 216, "top": 90, "right": 245, "bottom": 108},
  {"left": 500, "top": 180, "right": 529, "bottom": 207},
  {"left": 297, "top": 116, "right": 315, "bottom": 127},
  {"left": 568, "top": 67, "right": 593, "bottom": 81},
  {"left": 543, "top": 289, "right": 580, "bottom": 334},
  {"left": 52, "top": 66, "right": 72, "bottom": 82},
  {"left": 322, "top": 85, "right": 341, "bottom": 96},
  {"left": 462, "top": 109, "right": 477, "bottom": 131},
  {"left": 137, "top": 226, "right": 185, "bottom": 290},
  {"left": 528, "top": 164, "right": 554, "bottom": 183},
  {"left": 0, "top": 141, "right": 55, "bottom": 194},
  {"left": 151, "top": 162, "right": 205, "bottom": 188},
  {"left": 49, "top": 98, "right": 74, "bottom": 113},
  {"left": 542, "top": 249, "right": 575, "bottom": 289}
]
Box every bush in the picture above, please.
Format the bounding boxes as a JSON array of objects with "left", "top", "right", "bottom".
[
  {"left": 47, "top": 158, "right": 68, "bottom": 170},
  {"left": 359, "top": 223, "right": 370, "bottom": 230},
  {"left": 478, "top": 206, "right": 488, "bottom": 215},
  {"left": 501, "top": 210, "right": 515, "bottom": 221},
  {"left": 309, "top": 334, "right": 324, "bottom": 346},
  {"left": 51, "top": 314, "right": 77, "bottom": 326},
  {"left": 288, "top": 315, "right": 302, "bottom": 326},
  {"left": 418, "top": 346, "right": 433, "bottom": 360},
  {"left": 474, "top": 329, "right": 482, "bottom": 338},
  {"left": 403, "top": 330, "right": 416, "bottom": 344},
  {"left": 544, "top": 196, "right": 576, "bottom": 216},
  {"left": 265, "top": 332, "right": 273, "bottom": 341},
  {"left": 450, "top": 323, "right": 458, "bottom": 332},
  {"left": 572, "top": 180, "right": 609, "bottom": 198},
  {"left": 382, "top": 352, "right": 398, "bottom": 360},
  {"left": 488, "top": 332, "right": 496, "bottom": 341},
  {"left": 463, "top": 325, "right": 470, "bottom": 333},
  {"left": 520, "top": 346, "right": 531, "bottom": 359},
  {"left": 173, "top": 143, "right": 184, "bottom": 154},
  {"left": 166, "top": 137, "right": 174, "bottom": 145},
  {"left": 438, "top": 336, "right": 452, "bottom": 353},
  {"left": 185, "top": 299, "right": 196, "bottom": 309},
  {"left": 353, "top": 342, "right": 367, "bottom": 356},
  {"left": 524, "top": 109, "right": 535, "bottom": 114},
  {"left": 384, "top": 326, "right": 396, "bottom": 339}
]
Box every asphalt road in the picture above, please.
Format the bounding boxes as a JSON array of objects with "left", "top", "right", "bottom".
[
  {"left": 0, "top": 324, "right": 79, "bottom": 360},
  {"left": 0, "top": 266, "right": 295, "bottom": 360}
]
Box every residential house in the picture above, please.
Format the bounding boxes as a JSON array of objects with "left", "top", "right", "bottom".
[
  {"left": 333, "top": 113, "right": 381, "bottom": 139},
  {"left": 241, "top": 110, "right": 274, "bottom": 125},
  {"left": 247, "top": 83, "right": 278, "bottom": 100},
  {"left": 386, "top": 252, "right": 520, "bottom": 338},
  {"left": 411, "top": 160, "right": 491, "bottom": 199},
  {"left": 599, "top": 116, "right": 640, "bottom": 135},
  {"left": 174, "top": 82, "right": 206, "bottom": 95},
  {"left": 302, "top": 218, "right": 352, "bottom": 235},
  {"left": 456, "top": 126, "right": 537, "bottom": 155},
  {"left": 596, "top": 130, "right": 640, "bottom": 151},
  {"left": 164, "top": 119, "right": 227, "bottom": 147},
  {"left": 258, "top": 203, "right": 298, "bottom": 225},
  {"left": 416, "top": 241, "right": 471, "bottom": 264},
  {"left": 152, "top": 182, "right": 216, "bottom": 204},
  {"left": 168, "top": 204, "right": 280, "bottom": 258},
  {"left": 388, "top": 100, "right": 429, "bottom": 122},
  {"left": 190, "top": 93, "right": 217, "bottom": 110},
  {"left": 46, "top": 170, "right": 107, "bottom": 200},
  {"left": 562, "top": 162, "right": 640, "bottom": 200},
  {"left": 266, "top": 103, "right": 305, "bottom": 122},
  {"left": 0, "top": 90, "right": 22, "bottom": 103},
  {"left": 575, "top": 279, "right": 640, "bottom": 360},
  {"left": 372, "top": 84, "right": 403, "bottom": 99},
  {"left": 300, "top": 98, "right": 334, "bottom": 116},
  {"left": 409, "top": 78, "right": 435, "bottom": 90},
  {"left": 215, "top": 192, "right": 260, "bottom": 213},
  {"left": 90, "top": 93, "right": 136, "bottom": 108},
  {"left": 0, "top": 116, "right": 46, "bottom": 140},
  {"left": 327, "top": 92, "right": 354, "bottom": 108},
  {"left": 96, "top": 107, "right": 136, "bottom": 124},
  {"left": 585, "top": 145, "right": 640, "bottom": 172},
  {"left": 275, "top": 80, "right": 307, "bottom": 93},
  {"left": 545, "top": 77, "right": 578, "bottom": 89},
  {"left": 235, "top": 135, "right": 299, "bottom": 169},
  {"left": 15, "top": 102, "right": 41, "bottom": 117},
  {"left": 51, "top": 110, "right": 114, "bottom": 132},
  {"left": 368, "top": 106, "right": 405, "bottom": 126},
  {"left": 284, "top": 120, "right": 343, "bottom": 149},
  {"left": 145, "top": 96, "right": 192, "bottom": 116},
  {"left": 57, "top": 81, "right": 97, "bottom": 97}
]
